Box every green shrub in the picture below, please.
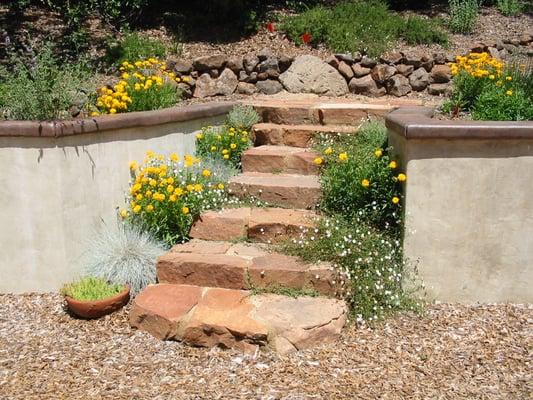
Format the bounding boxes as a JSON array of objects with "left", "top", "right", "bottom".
[
  {"left": 281, "top": 0, "right": 447, "bottom": 57},
  {"left": 316, "top": 121, "right": 405, "bottom": 230},
  {"left": 226, "top": 105, "right": 261, "bottom": 131},
  {"left": 60, "top": 277, "right": 124, "bottom": 301},
  {"left": 401, "top": 16, "right": 448, "bottom": 46},
  {"left": 472, "top": 84, "right": 533, "bottom": 121},
  {"left": 496, "top": 0, "right": 523, "bottom": 15},
  {"left": 107, "top": 32, "right": 168, "bottom": 65},
  {"left": 122, "top": 151, "right": 229, "bottom": 245},
  {"left": 448, "top": 0, "right": 481, "bottom": 33},
  {"left": 84, "top": 224, "right": 166, "bottom": 296},
  {"left": 0, "top": 46, "right": 95, "bottom": 120}
]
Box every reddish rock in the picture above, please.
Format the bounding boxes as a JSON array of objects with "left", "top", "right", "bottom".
[
  {"left": 348, "top": 75, "right": 386, "bottom": 97},
  {"left": 226, "top": 56, "right": 243, "bottom": 72},
  {"left": 337, "top": 61, "right": 354, "bottom": 80},
  {"left": 409, "top": 67, "right": 430, "bottom": 91},
  {"left": 371, "top": 64, "right": 397, "bottom": 83},
  {"left": 228, "top": 172, "right": 321, "bottom": 209},
  {"left": 380, "top": 52, "right": 403, "bottom": 65},
  {"left": 242, "top": 145, "right": 319, "bottom": 175},
  {"left": 431, "top": 65, "right": 452, "bottom": 83},
  {"left": 387, "top": 74, "right": 411, "bottom": 97},
  {"left": 236, "top": 82, "right": 258, "bottom": 95},
  {"left": 157, "top": 252, "right": 250, "bottom": 289},
  {"left": 193, "top": 54, "right": 227, "bottom": 71},
  {"left": 248, "top": 208, "right": 316, "bottom": 243},
  {"left": 396, "top": 64, "right": 414, "bottom": 77},
  {"left": 190, "top": 208, "right": 250, "bottom": 241},
  {"left": 428, "top": 83, "right": 452, "bottom": 96},
  {"left": 352, "top": 63, "right": 371, "bottom": 78},
  {"left": 193, "top": 69, "right": 238, "bottom": 98},
  {"left": 326, "top": 55, "right": 339, "bottom": 69},
  {"left": 170, "top": 239, "right": 231, "bottom": 254}
]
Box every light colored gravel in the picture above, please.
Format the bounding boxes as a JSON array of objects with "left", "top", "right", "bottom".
[{"left": 0, "top": 294, "right": 531, "bottom": 399}]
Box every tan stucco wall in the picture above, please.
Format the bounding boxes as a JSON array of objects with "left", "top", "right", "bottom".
[
  {"left": 391, "top": 134, "right": 533, "bottom": 302},
  {"left": 0, "top": 116, "right": 223, "bottom": 293}
]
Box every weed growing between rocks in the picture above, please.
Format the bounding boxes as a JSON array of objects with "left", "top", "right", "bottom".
[{"left": 280, "top": 121, "right": 423, "bottom": 322}]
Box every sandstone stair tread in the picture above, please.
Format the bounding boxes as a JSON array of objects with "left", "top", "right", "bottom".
[
  {"left": 190, "top": 206, "right": 317, "bottom": 243},
  {"left": 242, "top": 145, "right": 320, "bottom": 175},
  {"left": 157, "top": 239, "right": 337, "bottom": 295},
  {"left": 130, "top": 283, "right": 348, "bottom": 354},
  {"left": 252, "top": 123, "right": 360, "bottom": 147},
  {"left": 228, "top": 172, "right": 321, "bottom": 209}
]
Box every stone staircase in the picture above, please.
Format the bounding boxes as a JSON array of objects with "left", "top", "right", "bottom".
[{"left": 130, "top": 97, "right": 423, "bottom": 354}]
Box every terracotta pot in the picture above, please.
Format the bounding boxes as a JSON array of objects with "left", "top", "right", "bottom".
[{"left": 65, "top": 286, "right": 130, "bottom": 319}]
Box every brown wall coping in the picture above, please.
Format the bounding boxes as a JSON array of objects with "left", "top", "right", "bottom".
[
  {"left": 386, "top": 107, "right": 533, "bottom": 140},
  {"left": 0, "top": 101, "right": 236, "bottom": 138}
]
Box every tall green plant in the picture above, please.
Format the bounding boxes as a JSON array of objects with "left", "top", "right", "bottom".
[
  {"left": 496, "top": 0, "right": 523, "bottom": 16},
  {"left": 448, "top": 0, "right": 481, "bottom": 33}
]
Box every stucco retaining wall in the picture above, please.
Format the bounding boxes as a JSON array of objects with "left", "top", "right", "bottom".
[
  {"left": 386, "top": 108, "right": 533, "bottom": 303},
  {"left": 0, "top": 102, "right": 234, "bottom": 293}
]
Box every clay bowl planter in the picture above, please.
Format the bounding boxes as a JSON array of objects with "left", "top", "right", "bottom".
[{"left": 64, "top": 285, "right": 130, "bottom": 319}]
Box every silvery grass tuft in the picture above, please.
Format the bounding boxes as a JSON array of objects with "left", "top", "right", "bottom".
[
  {"left": 84, "top": 223, "right": 166, "bottom": 296},
  {"left": 226, "top": 105, "right": 260, "bottom": 131}
]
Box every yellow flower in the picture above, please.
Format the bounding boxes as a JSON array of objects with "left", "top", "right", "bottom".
[
  {"left": 374, "top": 149, "right": 383, "bottom": 157},
  {"left": 210, "top": 146, "right": 217, "bottom": 152},
  {"left": 218, "top": 183, "right": 225, "bottom": 190},
  {"left": 506, "top": 90, "right": 513, "bottom": 96},
  {"left": 167, "top": 177, "right": 174, "bottom": 184},
  {"left": 169, "top": 195, "right": 177, "bottom": 202},
  {"left": 174, "top": 187, "right": 184, "bottom": 196},
  {"left": 129, "top": 161, "right": 138, "bottom": 171},
  {"left": 313, "top": 157, "right": 323, "bottom": 165},
  {"left": 389, "top": 161, "right": 397, "bottom": 169},
  {"left": 230, "top": 143, "right": 237, "bottom": 149},
  {"left": 194, "top": 183, "right": 203, "bottom": 192},
  {"left": 149, "top": 179, "right": 157, "bottom": 187},
  {"left": 90, "top": 111, "right": 100, "bottom": 117},
  {"left": 167, "top": 185, "right": 174, "bottom": 193},
  {"left": 196, "top": 133, "right": 204, "bottom": 140},
  {"left": 202, "top": 169, "right": 211, "bottom": 177},
  {"left": 133, "top": 205, "right": 142, "bottom": 214},
  {"left": 182, "top": 206, "right": 190, "bottom": 215},
  {"left": 338, "top": 152, "right": 348, "bottom": 162},
  {"left": 186, "top": 184, "right": 194, "bottom": 192},
  {"left": 145, "top": 190, "right": 153, "bottom": 198},
  {"left": 506, "top": 76, "right": 512, "bottom": 81},
  {"left": 119, "top": 209, "right": 129, "bottom": 218},
  {"left": 222, "top": 149, "right": 229, "bottom": 155},
  {"left": 361, "top": 179, "right": 370, "bottom": 188},
  {"left": 397, "top": 173, "right": 407, "bottom": 182},
  {"left": 392, "top": 196, "right": 400, "bottom": 204},
  {"left": 169, "top": 153, "right": 179, "bottom": 162},
  {"left": 489, "top": 74, "right": 495, "bottom": 80},
  {"left": 324, "top": 147, "right": 333, "bottom": 155},
  {"left": 146, "top": 204, "right": 154, "bottom": 212},
  {"left": 109, "top": 108, "right": 117, "bottom": 114},
  {"left": 223, "top": 154, "right": 230, "bottom": 160},
  {"left": 136, "top": 194, "right": 143, "bottom": 201}
]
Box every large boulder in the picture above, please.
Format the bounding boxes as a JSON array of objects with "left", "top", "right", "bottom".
[
  {"left": 193, "top": 68, "right": 238, "bottom": 98},
  {"left": 279, "top": 55, "right": 349, "bottom": 97}
]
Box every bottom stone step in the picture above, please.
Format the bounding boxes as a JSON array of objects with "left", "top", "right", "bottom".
[{"left": 130, "top": 283, "right": 347, "bottom": 354}]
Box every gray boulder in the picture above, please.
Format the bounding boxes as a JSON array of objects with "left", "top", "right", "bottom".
[{"left": 193, "top": 68, "right": 238, "bottom": 98}]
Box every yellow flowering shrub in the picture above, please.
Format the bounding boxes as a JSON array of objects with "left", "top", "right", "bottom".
[
  {"left": 316, "top": 121, "right": 406, "bottom": 229},
  {"left": 120, "top": 151, "right": 228, "bottom": 245},
  {"left": 445, "top": 52, "right": 533, "bottom": 120},
  {"left": 93, "top": 58, "right": 185, "bottom": 115},
  {"left": 196, "top": 125, "right": 252, "bottom": 168}
]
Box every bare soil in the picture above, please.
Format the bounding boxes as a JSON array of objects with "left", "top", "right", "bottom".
[{"left": 0, "top": 293, "right": 531, "bottom": 399}]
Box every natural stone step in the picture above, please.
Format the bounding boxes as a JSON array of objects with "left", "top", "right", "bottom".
[
  {"left": 228, "top": 172, "right": 321, "bottom": 209},
  {"left": 245, "top": 98, "right": 413, "bottom": 125},
  {"left": 190, "top": 207, "right": 317, "bottom": 243},
  {"left": 252, "top": 122, "right": 360, "bottom": 148},
  {"left": 130, "top": 283, "right": 348, "bottom": 354},
  {"left": 242, "top": 145, "right": 320, "bottom": 175},
  {"left": 157, "top": 239, "right": 337, "bottom": 296}
]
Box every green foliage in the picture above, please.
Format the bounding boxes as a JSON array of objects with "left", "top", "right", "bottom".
[
  {"left": 60, "top": 277, "right": 124, "bottom": 301},
  {"left": 280, "top": 215, "right": 420, "bottom": 321},
  {"left": 107, "top": 32, "right": 168, "bottom": 65},
  {"left": 0, "top": 46, "right": 94, "bottom": 120},
  {"left": 401, "top": 16, "right": 448, "bottom": 46},
  {"left": 126, "top": 79, "right": 181, "bottom": 112},
  {"left": 496, "top": 0, "right": 523, "bottom": 16},
  {"left": 226, "top": 105, "right": 261, "bottom": 132},
  {"left": 316, "top": 121, "right": 405, "bottom": 230},
  {"left": 448, "top": 0, "right": 481, "bottom": 33},
  {"left": 124, "top": 152, "right": 230, "bottom": 245},
  {"left": 281, "top": 0, "right": 447, "bottom": 57},
  {"left": 84, "top": 224, "right": 166, "bottom": 296},
  {"left": 472, "top": 84, "right": 533, "bottom": 121}
]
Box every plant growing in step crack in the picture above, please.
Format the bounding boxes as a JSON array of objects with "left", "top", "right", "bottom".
[
  {"left": 226, "top": 105, "right": 261, "bottom": 132},
  {"left": 83, "top": 223, "right": 166, "bottom": 296}
]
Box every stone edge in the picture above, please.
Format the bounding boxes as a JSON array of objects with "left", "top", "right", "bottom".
[
  {"left": 386, "top": 106, "right": 533, "bottom": 140},
  {"left": 0, "top": 101, "right": 236, "bottom": 138}
]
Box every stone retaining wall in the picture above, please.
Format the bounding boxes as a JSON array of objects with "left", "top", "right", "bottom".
[
  {"left": 386, "top": 108, "right": 533, "bottom": 303},
  {"left": 168, "top": 34, "right": 533, "bottom": 99}
]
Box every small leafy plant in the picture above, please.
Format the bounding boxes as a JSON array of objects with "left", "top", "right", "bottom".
[
  {"left": 107, "top": 31, "right": 168, "bottom": 65},
  {"left": 226, "top": 105, "right": 261, "bottom": 131},
  {"left": 0, "top": 45, "right": 94, "bottom": 120},
  {"left": 496, "top": 0, "right": 523, "bottom": 16},
  {"left": 121, "top": 151, "right": 229, "bottom": 245},
  {"left": 60, "top": 277, "right": 124, "bottom": 301},
  {"left": 448, "top": 0, "right": 481, "bottom": 33},
  {"left": 84, "top": 224, "right": 166, "bottom": 296}
]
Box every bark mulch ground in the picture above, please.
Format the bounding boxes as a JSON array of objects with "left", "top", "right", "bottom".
[{"left": 0, "top": 294, "right": 531, "bottom": 399}]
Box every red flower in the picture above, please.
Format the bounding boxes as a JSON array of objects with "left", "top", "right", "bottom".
[
  {"left": 266, "top": 22, "right": 275, "bottom": 33},
  {"left": 301, "top": 32, "right": 312, "bottom": 44}
]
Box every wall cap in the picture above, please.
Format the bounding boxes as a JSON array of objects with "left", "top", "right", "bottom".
[
  {"left": 0, "top": 101, "right": 236, "bottom": 138},
  {"left": 386, "top": 107, "right": 533, "bottom": 140}
]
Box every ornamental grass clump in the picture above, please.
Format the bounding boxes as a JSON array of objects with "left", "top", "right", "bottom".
[
  {"left": 121, "top": 151, "right": 229, "bottom": 245},
  {"left": 445, "top": 52, "right": 533, "bottom": 120},
  {"left": 84, "top": 224, "right": 166, "bottom": 296},
  {"left": 60, "top": 277, "right": 124, "bottom": 301},
  {"left": 94, "top": 57, "right": 184, "bottom": 115}
]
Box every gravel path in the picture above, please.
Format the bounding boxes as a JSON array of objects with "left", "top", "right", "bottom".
[{"left": 0, "top": 294, "right": 531, "bottom": 399}]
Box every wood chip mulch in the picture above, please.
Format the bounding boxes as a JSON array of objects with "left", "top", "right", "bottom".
[{"left": 0, "top": 294, "right": 531, "bottom": 399}]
